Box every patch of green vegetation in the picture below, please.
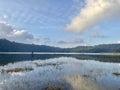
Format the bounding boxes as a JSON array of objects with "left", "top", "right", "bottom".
[
  {"left": 44, "top": 86, "right": 62, "bottom": 90},
  {"left": 34, "top": 63, "right": 60, "bottom": 67},
  {"left": 1, "top": 67, "right": 33, "bottom": 73},
  {"left": 112, "top": 72, "right": 120, "bottom": 76},
  {"left": 102, "top": 56, "right": 120, "bottom": 59}
]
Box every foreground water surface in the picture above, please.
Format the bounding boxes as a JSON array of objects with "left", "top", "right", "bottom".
[{"left": 0, "top": 53, "right": 120, "bottom": 90}]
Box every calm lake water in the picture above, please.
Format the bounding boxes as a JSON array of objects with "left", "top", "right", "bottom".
[
  {"left": 0, "top": 52, "right": 120, "bottom": 65},
  {"left": 0, "top": 53, "right": 120, "bottom": 90}
]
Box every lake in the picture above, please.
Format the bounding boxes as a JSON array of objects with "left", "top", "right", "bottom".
[{"left": 0, "top": 53, "right": 120, "bottom": 90}]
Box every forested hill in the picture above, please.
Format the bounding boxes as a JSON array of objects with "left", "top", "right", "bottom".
[
  {"left": 0, "top": 39, "right": 63, "bottom": 52},
  {"left": 0, "top": 39, "right": 120, "bottom": 53}
]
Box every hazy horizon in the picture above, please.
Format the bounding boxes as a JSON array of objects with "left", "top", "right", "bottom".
[{"left": 1, "top": 38, "right": 120, "bottom": 49}]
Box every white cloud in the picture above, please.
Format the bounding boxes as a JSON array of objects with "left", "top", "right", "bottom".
[
  {"left": 0, "top": 21, "right": 39, "bottom": 44},
  {"left": 117, "top": 41, "right": 120, "bottom": 44},
  {"left": 66, "top": 0, "right": 120, "bottom": 33}
]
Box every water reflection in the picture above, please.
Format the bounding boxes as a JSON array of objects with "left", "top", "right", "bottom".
[
  {"left": 0, "top": 53, "right": 120, "bottom": 65},
  {"left": 0, "top": 57, "right": 120, "bottom": 90}
]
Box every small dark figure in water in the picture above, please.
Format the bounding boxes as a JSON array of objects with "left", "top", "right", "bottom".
[{"left": 32, "top": 51, "right": 34, "bottom": 58}]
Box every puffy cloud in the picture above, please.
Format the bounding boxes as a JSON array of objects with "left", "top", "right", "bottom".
[
  {"left": 66, "top": 0, "right": 120, "bottom": 33},
  {"left": 0, "top": 21, "right": 39, "bottom": 44},
  {"left": 12, "top": 30, "right": 34, "bottom": 40}
]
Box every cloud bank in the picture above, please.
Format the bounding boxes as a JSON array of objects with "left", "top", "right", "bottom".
[
  {"left": 66, "top": 0, "right": 120, "bottom": 33},
  {"left": 90, "top": 32, "right": 106, "bottom": 38},
  {"left": 0, "top": 21, "right": 39, "bottom": 44},
  {"left": 56, "top": 38, "right": 86, "bottom": 48},
  {"left": 58, "top": 38, "right": 84, "bottom": 44}
]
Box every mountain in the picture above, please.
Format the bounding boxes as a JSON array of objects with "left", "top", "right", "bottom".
[
  {"left": 0, "top": 39, "right": 120, "bottom": 53},
  {"left": 70, "top": 44, "right": 120, "bottom": 53},
  {"left": 0, "top": 39, "right": 63, "bottom": 52}
]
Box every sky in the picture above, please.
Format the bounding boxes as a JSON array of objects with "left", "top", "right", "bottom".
[{"left": 0, "top": 0, "right": 120, "bottom": 48}]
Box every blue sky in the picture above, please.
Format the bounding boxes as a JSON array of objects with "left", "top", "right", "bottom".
[{"left": 0, "top": 0, "right": 120, "bottom": 47}]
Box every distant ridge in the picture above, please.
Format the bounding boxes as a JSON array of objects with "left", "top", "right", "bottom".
[{"left": 0, "top": 39, "right": 120, "bottom": 53}]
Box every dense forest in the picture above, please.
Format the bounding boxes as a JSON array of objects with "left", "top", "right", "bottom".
[{"left": 0, "top": 39, "right": 120, "bottom": 53}]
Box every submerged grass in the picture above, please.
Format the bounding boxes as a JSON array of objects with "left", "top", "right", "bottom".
[
  {"left": 0, "top": 57, "right": 120, "bottom": 90},
  {"left": 112, "top": 72, "right": 120, "bottom": 76},
  {"left": 1, "top": 67, "right": 34, "bottom": 73},
  {"left": 44, "top": 86, "right": 62, "bottom": 90},
  {"left": 102, "top": 55, "right": 120, "bottom": 59}
]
